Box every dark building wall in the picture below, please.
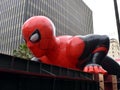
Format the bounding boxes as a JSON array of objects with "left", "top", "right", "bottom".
[
  {"left": 24, "top": 0, "right": 93, "bottom": 35},
  {"left": 0, "top": 0, "right": 93, "bottom": 55},
  {"left": 0, "top": 0, "right": 26, "bottom": 54}
]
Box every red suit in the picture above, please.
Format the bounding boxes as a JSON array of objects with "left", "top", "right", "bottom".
[{"left": 22, "top": 16, "right": 120, "bottom": 76}]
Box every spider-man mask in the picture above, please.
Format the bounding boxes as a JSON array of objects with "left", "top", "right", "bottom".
[{"left": 22, "top": 16, "right": 55, "bottom": 57}]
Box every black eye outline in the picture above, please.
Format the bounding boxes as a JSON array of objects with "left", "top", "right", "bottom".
[{"left": 29, "top": 29, "right": 41, "bottom": 43}]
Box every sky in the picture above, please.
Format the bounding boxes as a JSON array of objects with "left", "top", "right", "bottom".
[{"left": 83, "top": 0, "right": 120, "bottom": 41}]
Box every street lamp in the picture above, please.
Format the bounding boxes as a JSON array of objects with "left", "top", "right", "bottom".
[{"left": 113, "top": 0, "right": 120, "bottom": 43}]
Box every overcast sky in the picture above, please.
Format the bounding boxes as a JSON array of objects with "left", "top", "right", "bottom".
[{"left": 83, "top": 0, "right": 120, "bottom": 41}]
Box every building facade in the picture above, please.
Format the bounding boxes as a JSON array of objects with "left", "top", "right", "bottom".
[
  {"left": 0, "top": 0, "right": 93, "bottom": 55},
  {"left": 107, "top": 38, "right": 120, "bottom": 64}
]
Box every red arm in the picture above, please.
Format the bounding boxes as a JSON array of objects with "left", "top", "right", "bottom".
[{"left": 68, "top": 36, "right": 85, "bottom": 59}]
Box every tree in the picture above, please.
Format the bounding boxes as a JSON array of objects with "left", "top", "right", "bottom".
[{"left": 13, "top": 43, "right": 33, "bottom": 59}]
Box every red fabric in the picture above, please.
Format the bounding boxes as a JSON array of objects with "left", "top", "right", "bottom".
[{"left": 22, "top": 16, "right": 108, "bottom": 74}]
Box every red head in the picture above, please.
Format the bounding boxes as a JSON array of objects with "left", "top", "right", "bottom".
[{"left": 22, "top": 16, "right": 56, "bottom": 57}]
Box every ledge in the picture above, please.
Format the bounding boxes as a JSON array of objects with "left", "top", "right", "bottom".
[{"left": 0, "top": 53, "right": 94, "bottom": 80}]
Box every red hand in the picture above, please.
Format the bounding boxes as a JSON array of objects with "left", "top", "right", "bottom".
[{"left": 83, "top": 64, "right": 107, "bottom": 74}]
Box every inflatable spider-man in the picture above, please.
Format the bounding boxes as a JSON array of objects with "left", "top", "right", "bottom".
[{"left": 22, "top": 16, "right": 120, "bottom": 76}]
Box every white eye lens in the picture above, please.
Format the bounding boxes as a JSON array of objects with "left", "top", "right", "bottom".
[{"left": 30, "top": 33, "right": 39, "bottom": 42}]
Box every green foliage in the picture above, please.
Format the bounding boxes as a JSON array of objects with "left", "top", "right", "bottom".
[{"left": 13, "top": 43, "right": 33, "bottom": 60}]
